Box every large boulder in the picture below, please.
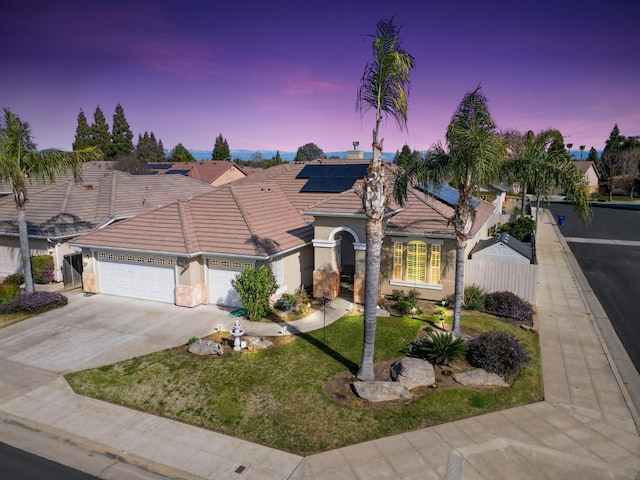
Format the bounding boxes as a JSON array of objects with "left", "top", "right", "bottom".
[
  {"left": 453, "top": 368, "right": 508, "bottom": 387},
  {"left": 352, "top": 381, "right": 412, "bottom": 402},
  {"left": 390, "top": 357, "right": 435, "bottom": 390}
]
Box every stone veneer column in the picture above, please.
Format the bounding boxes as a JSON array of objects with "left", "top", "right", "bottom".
[
  {"left": 175, "top": 283, "right": 207, "bottom": 307},
  {"left": 353, "top": 243, "right": 366, "bottom": 304},
  {"left": 82, "top": 272, "right": 98, "bottom": 294},
  {"left": 313, "top": 269, "right": 340, "bottom": 299}
]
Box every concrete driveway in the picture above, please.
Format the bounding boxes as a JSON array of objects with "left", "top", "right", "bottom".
[{"left": 0, "top": 290, "right": 226, "bottom": 373}]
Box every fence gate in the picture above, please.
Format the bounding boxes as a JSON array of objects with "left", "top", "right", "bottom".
[{"left": 62, "top": 253, "right": 83, "bottom": 289}]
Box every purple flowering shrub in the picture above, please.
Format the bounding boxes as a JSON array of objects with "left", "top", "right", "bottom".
[
  {"left": 466, "top": 330, "right": 530, "bottom": 378},
  {"left": 483, "top": 291, "right": 532, "bottom": 323},
  {"left": 1, "top": 291, "right": 67, "bottom": 314}
]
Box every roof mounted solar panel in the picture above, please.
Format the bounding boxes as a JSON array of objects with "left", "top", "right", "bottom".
[
  {"left": 420, "top": 183, "right": 479, "bottom": 209},
  {"left": 146, "top": 163, "right": 173, "bottom": 169},
  {"left": 165, "top": 169, "right": 190, "bottom": 175},
  {"left": 296, "top": 163, "right": 369, "bottom": 179},
  {"left": 300, "top": 176, "right": 359, "bottom": 193}
]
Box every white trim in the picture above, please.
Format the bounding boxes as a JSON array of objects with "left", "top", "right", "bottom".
[
  {"left": 312, "top": 239, "right": 338, "bottom": 248},
  {"left": 354, "top": 242, "right": 366, "bottom": 251},
  {"left": 328, "top": 226, "right": 361, "bottom": 243},
  {"left": 389, "top": 280, "right": 443, "bottom": 290}
]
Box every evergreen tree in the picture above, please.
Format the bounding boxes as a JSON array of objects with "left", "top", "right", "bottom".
[
  {"left": 587, "top": 147, "right": 599, "bottom": 162},
  {"left": 212, "top": 133, "right": 230, "bottom": 160},
  {"left": 393, "top": 144, "right": 421, "bottom": 166},
  {"left": 168, "top": 143, "right": 196, "bottom": 162},
  {"left": 110, "top": 103, "right": 134, "bottom": 159},
  {"left": 136, "top": 131, "right": 165, "bottom": 162},
  {"left": 603, "top": 124, "right": 623, "bottom": 154},
  {"left": 72, "top": 109, "right": 92, "bottom": 151},
  {"left": 90, "top": 106, "right": 111, "bottom": 160}
]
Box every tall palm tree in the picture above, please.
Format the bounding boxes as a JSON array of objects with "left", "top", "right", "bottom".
[
  {"left": 394, "top": 87, "right": 504, "bottom": 336},
  {"left": 503, "top": 129, "right": 591, "bottom": 224},
  {"left": 0, "top": 109, "right": 100, "bottom": 293},
  {"left": 356, "top": 18, "right": 415, "bottom": 381}
]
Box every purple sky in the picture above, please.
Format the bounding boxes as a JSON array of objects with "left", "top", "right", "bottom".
[{"left": 2, "top": 1, "right": 639, "bottom": 154}]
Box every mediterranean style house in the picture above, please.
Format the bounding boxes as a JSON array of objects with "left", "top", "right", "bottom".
[{"left": 70, "top": 157, "right": 497, "bottom": 307}]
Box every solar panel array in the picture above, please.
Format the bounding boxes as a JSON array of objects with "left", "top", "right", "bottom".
[
  {"left": 146, "top": 163, "right": 173, "bottom": 169},
  {"left": 165, "top": 169, "right": 190, "bottom": 175},
  {"left": 420, "top": 183, "right": 479, "bottom": 209},
  {"left": 297, "top": 163, "right": 369, "bottom": 193}
]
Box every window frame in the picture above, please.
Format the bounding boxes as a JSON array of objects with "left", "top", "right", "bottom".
[{"left": 390, "top": 237, "right": 443, "bottom": 290}]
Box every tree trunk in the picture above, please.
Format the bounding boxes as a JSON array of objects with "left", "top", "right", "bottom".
[
  {"left": 17, "top": 208, "right": 35, "bottom": 293},
  {"left": 520, "top": 184, "right": 528, "bottom": 215},
  {"left": 357, "top": 134, "right": 385, "bottom": 382},
  {"left": 357, "top": 218, "right": 383, "bottom": 381},
  {"left": 452, "top": 239, "right": 465, "bottom": 336}
]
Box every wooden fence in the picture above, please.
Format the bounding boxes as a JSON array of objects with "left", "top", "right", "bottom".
[{"left": 464, "top": 259, "right": 538, "bottom": 305}]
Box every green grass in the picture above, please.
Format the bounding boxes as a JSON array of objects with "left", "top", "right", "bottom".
[
  {"left": 66, "top": 313, "right": 541, "bottom": 455},
  {"left": 0, "top": 312, "right": 32, "bottom": 329}
]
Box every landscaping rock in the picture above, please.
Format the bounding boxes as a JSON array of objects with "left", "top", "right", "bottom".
[
  {"left": 390, "top": 357, "right": 435, "bottom": 390},
  {"left": 188, "top": 341, "right": 224, "bottom": 356},
  {"left": 352, "top": 381, "right": 412, "bottom": 402},
  {"left": 453, "top": 368, "right": 508, "bottom": 387},
  {"left": 248, "top": 337, "right": 273, "bottom": 351}
]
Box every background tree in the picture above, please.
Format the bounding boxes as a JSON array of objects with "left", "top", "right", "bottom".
[
  {"left": 114, "top": 154, "right": 149, "bottom": 175},
  {"left": 0, "top": 109, "right": 100, "bottom": 293},
  {"left": 393, "top": 144, "right": 421, "bottom": 167},
  {"left": 356, "top": 18, "right": 415, "bottom": 381},
  {"left": 395, "top": 87, "right": 504, "bottom": 336},
  {"left": 579, "top": 145, "right": 586, "bottom": 160},
  {"left": 168, "top": 143, "right": 196, "bottom": 162},
  {"left": 72, "top": 110, "right": 92, "bottom": 151},
  {"left": 586, "top": 147, "right": 599, "bottom": 162},
  {"left": 212, "top": 134, "right": 230, "bottom": 160},
  {"left": 90, "top": 106, "right": 111, "bottom": 159},
  {"left": 617, "top": 143, "right": 640, "bottom": 198},
  {"left": 250, "top": 151, "right": 263, "bottom": 164},
  {"left": 598, "top": 124, "right": 626, "bottom": 201},
  {"left": 135, "top": 131, "right": 165, "bottom": 163},
  {"left": 294, "top": 142, "right": 324, "bottom": 162},
  {"left": 110, "top": 103, "right": 134, "bottom": 160}
]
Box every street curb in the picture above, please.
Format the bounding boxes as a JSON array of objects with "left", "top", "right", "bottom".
[
  {"left": 0, "top": 412, "right": 205, "bottom": 480},
  {"left": 547, "top": 210, "right": 640, "bottom": 432}
]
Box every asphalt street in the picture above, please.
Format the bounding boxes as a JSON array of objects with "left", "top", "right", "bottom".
[
  {"left": 0, "top": 441, "right": 94, "bottom": 480},
  {"left": 548, "top": 202, "right": 640, "bottom": 373}
]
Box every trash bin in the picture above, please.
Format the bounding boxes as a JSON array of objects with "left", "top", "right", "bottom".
[{"left": 557, "top": 214, "right": 566, "bottom": 226}]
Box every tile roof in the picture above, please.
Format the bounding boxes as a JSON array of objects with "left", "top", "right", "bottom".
[
  {"left": 144, "top": 161, "right": 247, "bottom": 184},
  {"left": 469, "top": 232, "right": 532, "bottom": 260},
  {"left": 0, "top": 162, "right": 215, "bottom": 239},
  {"left": 72, "top": 159, "right": 496, "bottom": 256}
]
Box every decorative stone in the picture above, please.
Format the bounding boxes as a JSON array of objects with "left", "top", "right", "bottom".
[
  {"left": 248, "top": 337, "right": 273, "bottom": 350},
  {"left": 351, "top": 381, "right": 412, "bottom": 402},
  {"left": 390, "top": 357, "right": 435, "bottom": 390},
  {"left": 188, "top": 342, "right": 224, "bottom": 356},
  {"left": 453, "top": 368, "right": 508, "bottom": 387}
]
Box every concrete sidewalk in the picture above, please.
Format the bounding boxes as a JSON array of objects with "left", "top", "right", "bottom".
[{"left": 1, "top": 210, "right": 639, "bottom": 479}]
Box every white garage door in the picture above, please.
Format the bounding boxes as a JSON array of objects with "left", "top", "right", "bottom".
[
  {"left": 209, "top": 268, "right": 242, "bottom": 307},
  {"left": 98, "top": 259, "right": 176, "bottom": 304}
]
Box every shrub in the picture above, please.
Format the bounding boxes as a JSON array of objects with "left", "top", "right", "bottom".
[
  {"left": 443, "top": 284, "right": 486, "bottom": 311},
  {"left": 483, "top": 291, "right": 533, "bottom": 323},
  {"left": 497, "top": 216, "right": 536, "bottom": 242},
  {"left": 1, "top": 291, "right": 68, "bottom": 314},
  {"left": 30, "top": 255, "right": 55, "bottom": 284},
  {"left": 187, "top": 337, "right": 199, "bottom": 345},
  {"left": 463, "top": 284, "right": 486, "bottom": 311},
  {"left": 390, "top": 289, "right": 406, "bottom": 302},
  {"left": 231, "top": 267, "right": 278, "bottom": 321},
  {"left": 0, "top": 283, "right": 21, "bottom": 304},
  {"left": 466, "top": 330, "right": 530, "bottom": 378},
  {"left": 3, "top": 274, "right": 25, "bottom": 287},
  {"left": 413, "top": 332, "right": 467, "bottom": 366}
]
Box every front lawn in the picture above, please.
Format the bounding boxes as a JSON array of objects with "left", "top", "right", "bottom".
[{"left": 66, "top": 313, "right": 541, "bottom": 455}]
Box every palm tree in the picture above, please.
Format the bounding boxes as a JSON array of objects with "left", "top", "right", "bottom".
[
  {"left": 394, "top": 87, "right": 504, "bottom": 336},
  {"left": 356, "top": 18, "right": 415, "bottom": 381},
  {"left": 0, "top": 109, "right": 100, "bottom": 293},
  {"left": 503, "top": 130, "right": 591, "bottom": 225},
  {"left": 579, "top": 145, "right": 586, "bottom": 161}
]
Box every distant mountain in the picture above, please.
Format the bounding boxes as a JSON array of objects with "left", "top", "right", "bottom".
[{"left": 186, "top": 149, "right": 396, "bottom": 162}]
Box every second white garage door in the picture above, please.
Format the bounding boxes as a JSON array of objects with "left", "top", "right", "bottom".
[
  {"left": 209, "top": 268, "right": 242, "bottom": 307},
  {"left": 98, "top": 259, "right": 176, "bottom": 304}
]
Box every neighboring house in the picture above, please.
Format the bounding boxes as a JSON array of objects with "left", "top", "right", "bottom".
[
  {"left": 71, "top": 159, "right": 497, "bottom": 308},
  {"left": 468, "top": 232, "right": 533, "bottom": 264},
  {"left": 573, "top": 161, "right": 600, "bottom": 194},
  {"left": 145, "top": 161, "right": 247, "bottom": 186},
  {"left": 0, "top": 162, "right": 215, "bottom": 281}
]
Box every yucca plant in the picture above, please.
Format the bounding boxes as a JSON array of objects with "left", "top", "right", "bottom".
[{"left": 413, "top": 331, "right": 467, "bottom": 366}]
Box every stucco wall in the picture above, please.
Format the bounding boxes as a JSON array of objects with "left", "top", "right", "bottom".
[
  {"left": 0, "top": 236, "right": 50, "bottom": 275},
  {"left": 211, "top": 166, "right": 246, "bottom": 187}
]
